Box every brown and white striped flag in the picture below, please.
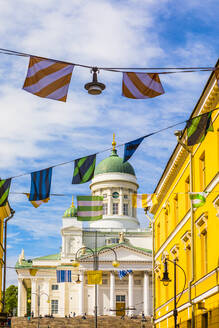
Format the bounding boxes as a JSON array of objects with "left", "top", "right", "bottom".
[
  {"left": 23, "top": 56, "right": 74, "bottom": 102},
  {"left": 122, "top": 72, "right": 165, "bottom": 99}
]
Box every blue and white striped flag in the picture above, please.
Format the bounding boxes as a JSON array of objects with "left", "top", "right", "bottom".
[
  {"left": 118, "top": 270, "right": 133, "bottom": 279},
  {"left": 56, "top": 270, "right": 72, "bottom": 283}
]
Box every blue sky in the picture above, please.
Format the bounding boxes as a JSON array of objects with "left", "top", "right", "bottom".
[{"left": 0, "top": 0, "right": 218, "bottom": 285}]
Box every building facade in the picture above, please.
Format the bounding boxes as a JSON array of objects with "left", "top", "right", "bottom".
[
  {"left": 16, "top": 142, "right": 153, "bottom": 318},
  {"left": 151, "top": 64, "right": 219, "bottom": 327},
  {"left": 0, "top": 202, "right": 12, "bottom": 313}
]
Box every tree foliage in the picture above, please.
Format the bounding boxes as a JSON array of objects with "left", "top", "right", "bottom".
[{"left": 5, "top": 285, "right": 17, "bottom": 315}]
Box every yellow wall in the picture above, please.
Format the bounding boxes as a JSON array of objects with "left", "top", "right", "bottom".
[
  {"left": 0, "top": 203, "right": 11, "bottom": 312},
  {"left": 151, "top": 68, "right": 219, "bottom": 328}
]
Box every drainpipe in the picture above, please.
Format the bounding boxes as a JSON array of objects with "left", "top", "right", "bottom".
[
  {"left": 152, "top": 218, "right": 155, "bottom": 327},
  {"left": 175, "top": 133, "right": 195, "bottom": 327},
  {"left": 2, "top": 208, "right": 15, "bottom": 312},
  {"left": 189, "top": 153, "right": 195, "bottom": 328}
]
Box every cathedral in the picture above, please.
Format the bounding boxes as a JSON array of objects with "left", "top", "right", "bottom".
[{"left": 16, "top": 138, "right": 152, "bottom": 317}]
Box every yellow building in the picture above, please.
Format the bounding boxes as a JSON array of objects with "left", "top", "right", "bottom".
[
  {"left": 0, "top": 202, "right": 12, "bottom": 313},
  {"left": 151, "top": 62, "right": 219, "bottom": 328}
]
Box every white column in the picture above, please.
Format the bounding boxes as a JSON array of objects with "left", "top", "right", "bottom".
[
  {"left": 59, "top": 283, "right": 66, "bottom": 316},
  {"left": 108, "top": 189, "right": 112, "bottom": 215},
  {"left": 18, "top": 278, "right": 27, "bottom": 317},
  {"left": 110, "top": 271, "right": 116, "bottom": 315},
  {"left": 119, "top": 188, "right": 123, "bottom": 215},
  {"left": 31, "top": 279, "right": 37, "bottom": 316},
  {"left": 144, "top": 272, "right": 150, "bottom": 316},
  {"left": 41, "top": 280, "right": 50, "bottom": 316},
  {"left": 78, "top": 272, "right": 84, "bottom": 315},
  {"left": 128, "top": 272, "right": 134, "bottom": 316}
]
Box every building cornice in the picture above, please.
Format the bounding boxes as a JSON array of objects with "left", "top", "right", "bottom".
[{"left": 151, "top": 70, "right": 219, "bottom": 214}]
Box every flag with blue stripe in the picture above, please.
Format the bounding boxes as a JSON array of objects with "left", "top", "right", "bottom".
[
  {"left": 29, "top": 167, "right": 52, "bottom": 201},
  {"left": 118, "top": 270, "right": 133, "bottom": 279},
  {"left": 123, "top": 137, "right": 144, "bottom": 162},
  {"left": 56, "top": 270, "right": 72, "bottom": 283}
]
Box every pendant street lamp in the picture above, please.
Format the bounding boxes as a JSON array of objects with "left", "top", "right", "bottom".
[
  {"left": 84, "top": 67, "right": 105, "bottom": 95},
  {"left": 161, "top": 258, "right": 186, "bottom": 328},
  {"left": 72, "top": 231, "right": 119, "bottom": 328}
]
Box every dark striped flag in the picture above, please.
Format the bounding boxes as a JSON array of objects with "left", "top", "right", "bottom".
[
  {"left": 29, "top": 168, "right": 52, "bottom": 201},
  {"left": 0, "top": 179, "right": 11, "bottom": 207},
  {"left": 77, "top": 196, "right": 103, "bottom": 221},
  {"left": 123, "top": 137, "right": 144, "bottom": 162},
  {"left": 72, "top": 154, "right": 96, "bottom": 184},
  {"left": 23, "top": 56, "right": 74, "bottom": 102},
  {"left": 122, "top": 72, "right": 165, "bottom": 99},
  {"left": 187, "top": 112, "right": 214, "bottom": 146},
  {"left": 56, "top": 270, "right": 72, "bottom": 283}
]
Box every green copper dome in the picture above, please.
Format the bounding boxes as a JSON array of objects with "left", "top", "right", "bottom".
[
  {"left": 94, "top": 149, "right": 135, "bottom": 176},
  {"left": 63, "top": 198, "right": 77, "bottom": 218}
]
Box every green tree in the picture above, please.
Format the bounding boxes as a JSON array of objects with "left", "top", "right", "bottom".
[{"left": 5, "top": 285, "right": 17, "bottom": 315}]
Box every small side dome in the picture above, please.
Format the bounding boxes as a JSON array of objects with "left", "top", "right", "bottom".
[{"left": 63, "top": 197, "right": 77, "bottom": 218}]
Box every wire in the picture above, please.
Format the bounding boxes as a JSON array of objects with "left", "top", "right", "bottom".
[
  {"left": 0, "top": 47, "right": 218, "bottom": 73},
  {"left": 5, "top": 107, "right": 218, "bottom": 181}
]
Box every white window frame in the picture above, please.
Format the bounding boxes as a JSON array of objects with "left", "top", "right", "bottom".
[
  {"left": 123, "top": 203, "right": 128, "bottom": 216},
  {"left": 113, "top": 203, "right": 118, "bottom": 215},
  {"left": 103, "top": 203, "right": 108, "bottom": 215},
  {"left": 51, "top": 300, "right": 58, "bottom": 314}
]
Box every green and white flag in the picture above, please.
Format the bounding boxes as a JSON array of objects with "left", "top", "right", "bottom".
[
  {"left": 189, "top": 192, "right": 207, "bottom": 208},
  {"left": 77, "top": 196, "right": 103, "bottom": 221}
]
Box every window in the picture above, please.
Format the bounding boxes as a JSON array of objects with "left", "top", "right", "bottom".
[
  {"left": 124, "top": 195, "right": 128, "bottom": 199},
  {"left": 116, "top": 295, "right": 125, "bottom": 302},
  {"left": 51, "top": 300, "right": 58, "bottom": 314},
  {"left": 113, "top": 203, "right": 118, "bottom": 214},
  {"left": 201, "top": 313, "right": 208, "bottom": 328},
  {"left": 185, "top": 176, "right": 190, "bottom": 212},
  {"left": 157, "top": 223, "right": 160, "bottom": 249},
  {"left": 187, "top": 319, "right": 192, "bottom": 328},
  {"left": 123, "top": 203, "right": 128, "bottom": 216},
  {"left": 103, "top": 203, "right": 108, "bottom": 215},
  {"left": 164, "top": 210, "right": 168, "bottom": 239},
  {"left": 201, "top": 230, "right": 208, "bottom": 275},
  {"left": 51, "top": 284, "right": 58, "bottom": 290},
  {"left": 106, "top": 238, "right": 119, "bottom": 245},
  {"left": 174, "top": 194, "right": 179, "bottom": 224},
  {"left": 196, "top": 213, "right": 208, "bottom": 276},
  {"left": 186, "top": 248, "right": 191, "bottom": 283},
  {"left": 199, "top": 152, "right": 206, "bottom": 190}
]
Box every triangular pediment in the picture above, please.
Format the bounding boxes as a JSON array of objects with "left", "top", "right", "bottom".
[{"left": 80, "top": 244, "right": 152, "bottom": 263}]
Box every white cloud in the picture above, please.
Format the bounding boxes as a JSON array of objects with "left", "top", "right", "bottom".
[{"left": 0, "top": 0, "right": 218, "bottom": 265}]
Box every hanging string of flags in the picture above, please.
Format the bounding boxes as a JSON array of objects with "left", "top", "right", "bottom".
[
  {"left": 0, "top": 109, "right": 217, "bottom": 212},
  {"left": 0, "top": 48, "right": 219, "bottom": 102}
]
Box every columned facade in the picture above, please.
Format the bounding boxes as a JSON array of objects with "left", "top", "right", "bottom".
[
  {"left": 16, "top": 139, "right": 153, "bottom": 318},
  {"left": 128, "top": 272, "right": 134, "bottom": 316},
  {"left": 110, "top": 271, "right": 116, "bottom": 315},
  {"left": 18, "top": 278, "right": 27, "bottom": 317},
  {"left": 78, "top": 272, "right": 84, "bottom": 315},
  {"left": 143, "top": 272, "right": 150, "bottom": 316}
]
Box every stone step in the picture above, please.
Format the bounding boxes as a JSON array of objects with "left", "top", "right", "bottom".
[{"left": 12, "top": 316, "right": 153, "bottom": 328}]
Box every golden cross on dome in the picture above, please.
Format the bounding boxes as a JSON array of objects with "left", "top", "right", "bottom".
[
  {"left": 112, "top": 133, "right": 116, "bottom": 150},
  {"left": 71, "top": 196, "right": 74, "bottom": 207}
]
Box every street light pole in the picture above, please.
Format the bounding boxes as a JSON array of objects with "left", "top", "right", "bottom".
[
  {"left": 72, "top": 231, "right": 119, "bottom": 328},
  {"left": 161, "top": 258, "right": 186, "bottom": 328}
]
